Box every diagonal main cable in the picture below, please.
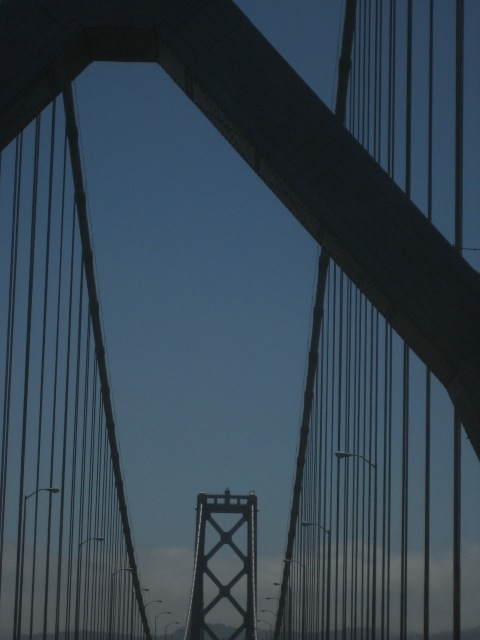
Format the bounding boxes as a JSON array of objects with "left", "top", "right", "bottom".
[
  {"left": 62, "top": 84, "right": 152, "bottom": 640},
  {"left": 273, "top": 1, "right": 358, "bottom": 637}
]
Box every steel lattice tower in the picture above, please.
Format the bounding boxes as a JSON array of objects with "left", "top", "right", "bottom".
[{"left": 187, "top": 490, "right": 257, "bottom": 640}]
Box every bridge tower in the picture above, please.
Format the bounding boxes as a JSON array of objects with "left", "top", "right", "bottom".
[{"left": 187, "top": 490, "right": 257, "bottom": 640}]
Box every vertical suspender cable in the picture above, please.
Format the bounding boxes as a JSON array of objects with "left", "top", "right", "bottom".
[
  {"left": 342, "top": 281, "right": 353, "bottom": 640},
  {"left": 371, "top": 308, "right": 378, "bottom": 640},
  {"left": 383, "top": 326, "right": 393, "bottom": 640},
  {"left": 334, "top": 275, "right": 343, "bottom": 640},
  {"left": 29, "top": 103, "right": 57, "bottom": 640},
  {"left": 367, "top": 2, "right": 382, "bottom": 640},
  {"left": 55, "top": 199, "right": 77, "bottom": 640},
  {"left": 86, "top": 364, "right": 100, "bottom": 636},
  {"left": 84, "top": 347, "right": 97, "bottom": 636},
  {"left": 25, "top": 115, "right": 43, "bottom": 640},
  {"left": 0, "top": 133, "right": 22, "bottom": 606},
  {"left": 377, "top": 4, "right": 386, "bottom": 635},
  {"left": 13, "top": 114, "right": 41, "bottom": 640},
  {"left": 322, "top": 288, "right": 331, "bottom": 640},
  {"left": 43, "top": 121, "right": 65, "bottom": 640},
  {"left": 351, "top": 289, "right": 358, "bottom": 638},
  {"left": 386, "top": 4, "right": 396, "bottom": 638},
  {"left": 74, "top": 303, "right": 90, "bottom": 640},
  {"left": 65, "top": 263, "right": 84, "bottom": 634},
  {"left": 365, "top": 300, "right": 372, "bottom": 640},
  {"left": 424, "top": 4, "right": 434, "bottom": 639},
  {"left": 388, "top": 0, "right": 396, "bottom": 178},
  {"left": 453, "top": 2, "right": 464, "bottom": 638},
  {"left": 400, "top": 4, "right": 412, "bottom": 640}
]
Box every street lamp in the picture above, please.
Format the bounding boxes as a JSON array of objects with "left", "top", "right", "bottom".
[
  {"left": 154, "top": 612, "right": 171, "bottom": 640},
  {"left": 335, "top": 450, "right": 377, "bottom": 640},
  {"left": 109, "top": 568, "right": 133, "bottom": 640},
  {"left": 284, "top": 559, "right": 305, "bottom": 640},
  {"left": 79, "top": 536, "right": 104, "bottom": 546},
  {"left": 260, "top": 609, "right": 277, "bottom": 640},
  {"left": 335, "top": 450, "right": 376, "bottom": 468},
  {"left": 301, "top": 521, "right": 331, "bottom": 639},
  {"left": 75, "top": 536, "right": 105, "bottom": 639},
  {"left": 15, "top": 487, "right": 60, "bottom": 640},
  {"left": 257, "top": 618, "right": 272, "bottom": 640},
  {"left": 164, "top": 620, "right": 179, "bottom": 640},
  {"left": 25, "top": 487, "right": 60, "bottom": 500},
  {"left": 145, "top": 600, "right": 163, "bottom": 607},
  {"left": 130, "top": 587, "right": 150, "bottom": 640},
  {"left": 273, "top": 583, "right": 292, "bottom": 640},
  {"left": 283, "top": 559, "right": 304, "bottom": 570}
]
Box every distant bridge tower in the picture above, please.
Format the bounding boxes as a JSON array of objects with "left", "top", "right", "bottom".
[{"left": 185, "top": 490, "right": 258, "bottom": 640}]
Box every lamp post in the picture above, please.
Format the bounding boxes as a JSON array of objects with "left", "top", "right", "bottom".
[
  {"left": 75, "top": 536, "right": 104, "bottom": 640},
  {"left": 335, "top": 451, "right": 376, "bottom": 469},
  {"left": 260, "top": 606, "right": 277, "bottom": 636},
  {"left": 143, "top": 599, "right": 163, "bottom": 636},
  {"left": 109, "top": 568, "right": 133, "bottom": 640},
  {"left": 130, "top": 587, "right": 150, "bottom": 640},
  {"left": 274, "top": 582, "right": 292, "bottom": 640},
  {"left": 257, "top": 618, "right": 272, "bottom": 640},
  {"left": 164, "top": 620, "right": 179, "bottom": 640},
  {"left": 335, "top": 450, "right": 377, "bottom": 640},
  {"left": 264, "top": 596, "right": 279, "bottom": 638},
  {"left": 154, "top": 612, "right": 171, "bottom": 640},
  {"left": 145, "top": 600, "right": 163, "bottom": 608},
  {"left": 15, "top": 487, "right": 60, "bottom": 640},
  {"left": 302, "top": 521, "right": 331, "bottom": 640},
  {"left": 283, "top": 559, "right": 305, "bottom": 640},
  {"left": 79, "top": 535, "right": 105, "bottom": 546},
  {"left": 260, "top": 609, "right": 277, "bottom": 618}
]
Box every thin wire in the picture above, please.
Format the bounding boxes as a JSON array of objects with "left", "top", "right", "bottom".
[
  {"left": 29, "top": 102, "right": 56, "bottom": 640},
  {"left": 83, "top": 350, "right": 98, "bottom": 638},
  {"left": 334, "top": 272, "right": 344, "bottom": 640},
  {"left": 65, "top": 254, "right": 84, "bottom": 635},
  {"left": 453, "top": 2, "right": 464, "bottom": 638},
  {"left": 54, "top": 199, "right": 77, "bottom": 640},
  {"left": 43, "top": 113, "right": 65, "bottom": 640},
  {"left": 26, "top": 112, "right": 44, "bottom": 640},
  {"left": 423, "top": 4, "right": 434, "bottom": 638},
  {"left": 74, "top": 312, "right": 91, "bottom": 640},
  {"left": 400, "top": 4, "right": 412, "bottom": 640},
  {"left": 89, "top": 373, "right": 103, "bottom": 637},
  {"left": 0, "top": 132, "right": 22, "bottom": 607},
  {"left": 14, "top": 113, "right": 41, "bottom": 640}
]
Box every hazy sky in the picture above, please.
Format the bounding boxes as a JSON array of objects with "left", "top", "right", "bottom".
[
  {"left": 1, "top": 1, "right": 480, "bottom": 636},
  {"left": 69, "top": 0, "right": 346, "bottom": 624},
  {"left": 64, "top": 0, "right": 480, "bottom": 630}
]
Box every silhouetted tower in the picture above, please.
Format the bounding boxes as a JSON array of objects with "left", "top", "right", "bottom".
[{"left": 187, "top": 490, "right": 257, "bottom": 640}]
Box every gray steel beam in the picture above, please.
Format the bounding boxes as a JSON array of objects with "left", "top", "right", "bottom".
[{"left": 1, "top": 0, "right": 480, "bottom": 457}]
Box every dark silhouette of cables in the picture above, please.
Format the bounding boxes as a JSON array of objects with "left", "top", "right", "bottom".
[
  {"left": 62, "top": 84, "right": 152, "bottom": 640},
  {"left": 13, "top": 113, "right": 41, "bottom": 640}
]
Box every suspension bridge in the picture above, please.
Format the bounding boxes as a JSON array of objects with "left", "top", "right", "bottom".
[{"left": 0, "top": 0, "right": 479, "bottom": 639}]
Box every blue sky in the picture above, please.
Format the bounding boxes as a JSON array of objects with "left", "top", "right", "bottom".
[
  {"left": 2, "top": 1, "right": 480, "bottom": 637},
  {"left": 68, "top": 0, "right": 346, "bottom": 619},
  {"left": 7, "top": 0, "right": 476, "bottom": 630}
]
